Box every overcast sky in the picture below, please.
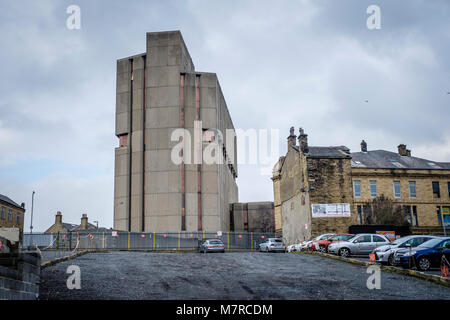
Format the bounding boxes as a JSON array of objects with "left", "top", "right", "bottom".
[{"left": 1, "top": 0, "right": 449, "bottom": 232}]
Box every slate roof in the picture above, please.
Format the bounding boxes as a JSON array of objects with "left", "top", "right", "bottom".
[
  {"left": 351, "top": 150, "right": 450, "bottom": 170},
  {"left": 0, "top": 194, "right": 23, "bottom": 210},
  {"left": 293, "top": 145, "right": 351, "bottom": 159}
]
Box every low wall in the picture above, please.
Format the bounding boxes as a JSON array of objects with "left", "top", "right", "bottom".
[{"left": 0, "top": 252, "right": 41, "bottom": 300}]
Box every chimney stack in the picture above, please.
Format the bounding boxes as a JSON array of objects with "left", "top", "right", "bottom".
[
  {"left": 398, "top": 144, "right": 411, "bottom": 156},
  {"left": 298, "top": 128, "right": 309, "bottom": 153},
  {"left": 360, "top": 140, "right": 367, "bottom": 152},
  {"left": 287, "top": 126, "right": 297, "bottom": 149},
  {"left": 80, "top": 214, "right": 88, "bottom": 230},
  {"left": 55, "top": 211, "right": 62, "bottom": 225}
]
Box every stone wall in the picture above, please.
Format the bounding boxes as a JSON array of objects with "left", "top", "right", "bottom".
[{"left": 0, "top": 252, "right": 40, "bottom": 300}]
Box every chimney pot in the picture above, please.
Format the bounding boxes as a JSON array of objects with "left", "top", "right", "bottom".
[
  {"left": 360, "top": 140, "right": 367, "bottom": 152},
  {"left": 287, "top": 126, "right": 297, "bottom": 148},
  {"left": 398, "top": 144, "right": 409, "bottom": 156},
  {"left": 55, "top": 211, "right": 62, "bottom": 224},
  {"left": 298, "top": 127, "right": 308, "bottom": 153}
]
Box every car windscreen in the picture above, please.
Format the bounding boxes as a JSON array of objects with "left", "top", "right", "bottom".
[
  {"left": 416, "top": 238, "right": 443, "bottom": 249},
  {"left": 208, "top": 240, "right": 223, "bottom": 244},
  {"left": 390, "top": 237, "right": 411, "bottom": 245}
]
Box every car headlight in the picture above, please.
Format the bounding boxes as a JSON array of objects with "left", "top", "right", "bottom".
[{"left": 403, "top": 251, "right": 416, "bottom": 257}]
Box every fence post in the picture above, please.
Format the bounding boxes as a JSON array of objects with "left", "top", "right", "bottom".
[
  {"left": 202, "top": 231, "right": 205, "bottom": 241},
  {"left": 227, "top": 232, "right": 229, "bottom": 251},
  {"left": 102, "top": 232, "right": 105, "bottom": 249},
  {"left": 178, "top": 232, "right": 180, "bottom": 250},
  {"left": 50, "top": 232, "right": 53, "bottom": 249},
  {"left": 77, "top": 232, "right": 79, "bottom": 249},
  {"left": 128, "top": 232, "right": 130, "bottom": 250},
  {"left": 251, "top": 232, "right": 253, "bottom": 251},
  {"left": 153, "top": 232, "right": 156, "bottom": 250}
]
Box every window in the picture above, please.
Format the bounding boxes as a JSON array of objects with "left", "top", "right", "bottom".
[
  {"left": 373, "top": 235, "right": 386, "bottom": 243},
  {"left": 16, "top": 213, "right": 21, "bottom": 225},
  {"left": 393, "top": 181, "right": 401, "bottom": 198},
  {"left": 354, "top": 235, "right": 371, "bottom": 243},
  {"left": 357, "top": 205, "right": 363, "bottom": 224},
  {"left": 369, "top": 180, "right": 377, "bottom": 197},
  {"left": 409, "top": 181, "right": 417, "bottom": 198},
  {"left": 412, "top": 206, "right": 418, "bottom": 226},
  {"left": 8, "top": 209, "right": 12, "bottom": 221},
  {"left": 432, "top": 181, "right": 440, "bottom": 198},
  {"left": 353, "top": 180, "right": 361, "bottom": 197},
  {"left": 404, "top": 206, "right": 412, "bottom": 225},
  {"left": 1, "top": 207, "right": 5, "bottom": 220}
]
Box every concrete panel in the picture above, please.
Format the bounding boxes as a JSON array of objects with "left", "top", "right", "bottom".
[
  {"left": 145, "top": 215, "right": 181, "bottom": 232},
  {"left": 145, "top": 128, "right": 170, "bottom": 150},
  {"left": 202, "top": 215, "right": 220, "bottom": 232},
  {"left": 147, "top": 66, "right": 180, "bottom": 87},
  {"left": 132, "top": 56, "right": 145, "bottom": 71},
  {"left": 116, "top": 92, "right": 129, "bottom": 114},
  {"left": 198, "top": 73, "right": 218, "bottom": 88},
  {"left": 115, "top": 112, "right": 129, "bottom": 136},
  {"left": 168, "top": 193, "right": 181, "bottom": 215},
  {"left": 185, "top": 171, "right": 198, "bottom": 193},
  {"left": 114, "top": 175, "right": 128, "bottom": 198},
  {"left": 185, "top": 215, "right": 197, "bottom": 231},
  {"left": 146, "top": 86, "right": 180, "bottom": 108},
  {"left": 202, "top": 171, "right": 218, "bottom": 194},
  {"left": 200, "top": 87, "right": 217, "bottom": 109},
  {"left": 114, "top": 149, "right": 129, "bottom": 177},
  {"left": 132, "top": 68, "right": 145, "bottom": 90},
  {"left": 131, "top": 130, "right": 143, "bottom": 152},
  {"left": 117, "top": 72, "right": 130, "bottom": 93},
  {"left": 168, "top": 171, "right": 181, "bottom": 193},
  {"left": 114, "top": 197, "right": 128, "bottom": 221},
  {"left": 131, "top": 173, "right": 143, "bottom": 196},
  {"left": 131, "top": 152, "right": 143, "bottom": 174},
  {"left": 117, "top": 59, "right": 131, "bottom": 75},
  {"left": 200, "top": 108, "right": 217, "bottom": 129},
  {"left": 202, "top": 194, "right": 219, "bottom": 215},
  {"left": 184, "top": 107, "right": 197, "bottom": 128},
  {"left": 185, "top": 192, "right": 198, "bottom": 217},
  {"left": 114, "top": 218, "right": 128, "bottom": 231},
  {"left": 132, "top": 89, "right": 144, "bottom": 110},
  {"left": 146, "top": 106, "right": 180, "bottom": 128},
  {"left": 146, "top": 149, "right": 178, "bottom": 172},
  {"left": 146, "top": 171, "right": 169, "bottom": 193}
]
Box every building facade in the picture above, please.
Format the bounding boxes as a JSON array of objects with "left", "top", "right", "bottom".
[
  {"left": 45, "top": 212, "right": 108, "bottom": 233},
  {"left": 230, "top": 202, "right": 275, "bottom": 233},
  {"left": 0, "top": 194, "right": 25, "bottom": 231},
  {"left": 272, "top": 128, "right": 450, "bottom": 245},
  {"left": 114, "top": 31, "right": 238, "bottom": 232},
  {"left": 351, "top": 142, "right": 450, "bottom": 228},
  {"left": 272, "top": 128, "right": 357, "bottom": 245}
]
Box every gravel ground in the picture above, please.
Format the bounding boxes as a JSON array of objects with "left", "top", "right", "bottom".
[{"left": 39, "top": 251, "right": 450, "bottom": 300}]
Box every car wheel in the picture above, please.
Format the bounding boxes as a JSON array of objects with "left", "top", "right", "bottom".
[
  {"left": 266, "top": 247, "right": 269, "bottom": 253},
  {"left": 319, "top": 246, "right": 326, "bottom": 253},
  {"left": 339, "top": 248, "right": 350, "bottom": 258},
  {"left": 417, "top": 257, "right": 431, "bottom": 271},
  {"left": 387, "top": 254, "right": 395, "bottom": 266}
]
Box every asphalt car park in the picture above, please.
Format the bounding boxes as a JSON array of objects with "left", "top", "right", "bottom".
[{"left": 39, "top": 251, "right": 450, "bottom": 300}]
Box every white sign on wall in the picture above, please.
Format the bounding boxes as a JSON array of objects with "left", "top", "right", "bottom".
[{"left": 311, "top": 203, "right": 351, "bottom": 218}]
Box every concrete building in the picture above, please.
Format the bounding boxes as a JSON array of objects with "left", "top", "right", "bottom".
[
  {"left": 230, "top": 202, "right": 275, "bottom": 233},
  {"left": 0, "top": 194, "right": 25, "bottom": 231},
  {"left": 114, "top": 31, "right": 238, "bottom": 232},
  {"left": 45, "top": 212, "right": 108, "bottom": 233},
  {"left": 272, "top": 127, "right": 450, "bottom": 245}
]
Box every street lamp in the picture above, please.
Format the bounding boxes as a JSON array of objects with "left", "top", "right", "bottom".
[{"left": 93, "top": 220, "right": 99, "bottom": 231}]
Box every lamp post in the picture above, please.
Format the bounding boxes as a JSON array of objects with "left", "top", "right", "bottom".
[
  {"left": 93, "top": 220, "right": 98, "bottom": 231},
  {"left": 29, "top": 191, "right": 35, "bottom": 249}
]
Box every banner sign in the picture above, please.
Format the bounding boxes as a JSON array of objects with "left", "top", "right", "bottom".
[
  {"left": 311, "top": 203, "right": 351, "bottom": 218},
  {"left": 376, "top": 231, "right": 396, "bottom": 241}
]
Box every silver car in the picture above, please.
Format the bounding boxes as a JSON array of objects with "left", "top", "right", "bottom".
[
  {"left": 372, "top": 235, "right": 436, "bottom": 265},
  {"left": 327, "top": 233, "right": 390, "bottom": 257},
  {"left": 259, "top": 238, "right": 284, "bottom": 252},
  {"left": 199, "top": 239, "right": 225, "bottom": 253}
]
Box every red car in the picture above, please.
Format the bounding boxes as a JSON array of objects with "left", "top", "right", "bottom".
[{"left": 315, "top": 234, "right": 355, "bottom": 253}]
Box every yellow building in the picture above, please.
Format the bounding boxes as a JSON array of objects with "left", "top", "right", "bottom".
[
  {"left": 272, "top": 130, "right": 450, "bottom": 242},
  {"left": 352, "top": 141, "right": 450, "bottom": 228},
  {"left": 0, "top": 194, "right": 25, "bottom": 231}
]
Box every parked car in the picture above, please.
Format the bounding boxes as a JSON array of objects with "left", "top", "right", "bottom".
[
  {"left": 372, "top": 235, "right": 437, "bottom": 265},
  {"left": 315, "top": 234, "right": 355, "bottom": 253},
  {"left": 307, "top": 233, "right": 335, "bottom": 251},
  {"left": 394, "top": 237, "right": 450, "bottom": 271},
  {"left": 259, "top": 238, "right": 285, "bottom": 252},
  {"left": 199, "top": 239, "right": 225, "bottom": 253},
  {"left": 327, "top": 233, "right": 390, "bottom": 257}
]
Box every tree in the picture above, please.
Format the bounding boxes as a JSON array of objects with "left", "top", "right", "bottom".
[{"left": 362, "top": 195, "right": 409, "bottom": 226}]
